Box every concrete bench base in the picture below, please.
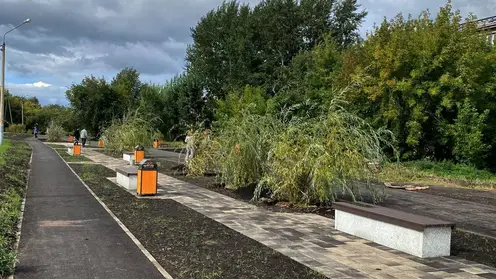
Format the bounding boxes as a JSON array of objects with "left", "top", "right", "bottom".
[
  {"left": 116, "top": 167, "right": 138, "bottom": 190},
  {"left": 333, "top": 202, "right": 454, "bottom": 258},
  {"left": 123, "top": 152, "right": 134, "bottom": 165}
]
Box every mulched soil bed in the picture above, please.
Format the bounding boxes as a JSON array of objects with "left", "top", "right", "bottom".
[
  {"left": 152, "top": 160, "right": 496, "bottom": 269},
  {"left": 68, "top": 163, "right": 327, "bottom": 279},
  {"left": 451, "top": 230, "right": 496, "bottom": 268},
  {"left": 53, "top": 148, "right": 92, "bottom": 162}
]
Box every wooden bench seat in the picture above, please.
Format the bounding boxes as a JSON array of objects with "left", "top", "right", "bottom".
[
  {"left": 116, "top": 166, "right": 138, "bottom": 190},
  {"left": 332, "top": 202, "right": 455, "bottom": 258}
]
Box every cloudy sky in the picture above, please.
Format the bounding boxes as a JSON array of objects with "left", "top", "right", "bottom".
[{"left": 0, "top": 0, "right": 494, "bottom": 106}]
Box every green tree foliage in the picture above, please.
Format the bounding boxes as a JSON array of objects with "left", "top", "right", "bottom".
[
  {"left": 139, "top": 74, "right": 206, "bottom": 140},
  {"left": 186, "top": 0, "right": 366, "bottom": 104},
  {"left": 338, "top": 3, "right": 496, "bottom": 166},
  {"left": 111, "top": 67, "right": 142, "bottom": 111},
  {"left": 66, "top": 75, "right": 118, "bottom": 136}
]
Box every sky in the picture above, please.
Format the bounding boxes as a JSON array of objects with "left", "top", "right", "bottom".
[{"left": 0, "top": 0, "right": 494, "bottom": 106}]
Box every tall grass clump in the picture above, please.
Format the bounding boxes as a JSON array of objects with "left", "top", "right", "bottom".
[
  {"left": 5, "top": 124, "right": 25, "bottom": 134},
  {"left": 46, "top": 122, "right": 65, "bottom": 142},
  {"left": 257, "top": 92, "right": 395, "bottom": 204},
  {"left": 100, "top": 109, "right": 162, "bottom": 153},
  {"left": 188, "top": 112, "right": 283, "bottom": 189}
]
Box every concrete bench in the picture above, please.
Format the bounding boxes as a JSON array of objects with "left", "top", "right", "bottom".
[
  {"left": 332, "top": 202, "right": 455, "bottom": 258},
  {"left": 116, "top": 166, "right": 138, "bottom": 190},
  {"left": 123, "top": 152, "right": 134, "bottom": 164}
]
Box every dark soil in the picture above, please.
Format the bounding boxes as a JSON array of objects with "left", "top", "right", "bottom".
[
  {"left": 69, "top": 163, "right": 328, "bottom": 279},
  {"left": 451, "top": 230, "right": 496, "bottom": 268},
  {"left": 416, "top": 185, "right": 496, "bottom": 206},
  {"left": 152, "top": 160, "right": 496, "bottom": 269}
]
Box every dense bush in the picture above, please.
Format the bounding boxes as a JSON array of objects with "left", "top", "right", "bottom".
[
  {"left": 258, "top": 93, "right": 394, "bottom": 204},
  {"left": 46, "top": 123, "right": 66, "bottom": 142},
  {"left": 5, "top": 124, "right": 25, "bottom": 134},
  {"left": 100, "top": 109, "right": 162, "bottom": 152},
  {"left": 190, "top": 90, "right": 394, "bottom": 203}
]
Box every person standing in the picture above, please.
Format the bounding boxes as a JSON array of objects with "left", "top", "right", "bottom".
[
  {"left": 74, "top": 128, "right": 80, "bottom": 144},
  {"left": 80, "top": 128, "right": 88, "bottom": 147},
  {"left": 184, "top": 131, "right": 195, "bottom": 164},
  {"left": 33, "top": 124, "right": 39, "bottom": 139}
]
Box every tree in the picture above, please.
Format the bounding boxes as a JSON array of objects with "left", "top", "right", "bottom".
[
  {"left": 338, "top": 2, "right": 496, "bottom": 165},
  {"left": 111, "top": 67, "right": 142, "bottom": 112},
  {"left": 66, "top": 75, "right": 121, "bottom": 136}
]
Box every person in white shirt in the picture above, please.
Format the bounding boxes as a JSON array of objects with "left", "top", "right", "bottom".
[
  {"left": 80, "top": 128, "right": 88, "bottom": 147},
  {"left": 184, "top": 131, "right": 194, "bottom": 164}
]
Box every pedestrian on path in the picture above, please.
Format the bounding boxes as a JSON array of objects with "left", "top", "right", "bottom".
[
  {"left": 80, "top": 128, "right": 88, "bottom": 147},
  {"left": 185, "top": 130, "right": 195, "bottom": 164},
  {"left": 74, "top": 128, "right": 80, "bottom": 144},
  {"left": 33, "top": 124, "right": 39, "bottom": 139}
]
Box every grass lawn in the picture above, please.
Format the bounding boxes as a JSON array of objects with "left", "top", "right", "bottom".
[
  {"left": 380, "top": 160, "right": 496, "bottom": 189},
  {"left": 0, "top": 140, "right": 31, "bottom": 276},
  {"left": 0, "top": 139, "right": 11, "bottom": 166},
  {"left": 46, "top": 143, "right": 68, "bottom": 149}
]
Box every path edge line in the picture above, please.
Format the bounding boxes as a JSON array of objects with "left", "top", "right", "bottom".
[
  {"left": 8, "top": 143, "right": 33, "bottom": 279},
  {"left": 52, "top": 145, "right": 174, "bottom": 279}
]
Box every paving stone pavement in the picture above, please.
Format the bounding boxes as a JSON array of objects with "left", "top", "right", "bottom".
[{"left": 75, "top": 148, "right": 496, "bottom": 279}]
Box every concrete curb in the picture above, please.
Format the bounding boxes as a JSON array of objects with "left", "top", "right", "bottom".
[
  {"left": 9, "top": 143, "right": 33, "bottom": 279},
  {"left": 52, "top": 146, "right": 174, "bottom": 279}
]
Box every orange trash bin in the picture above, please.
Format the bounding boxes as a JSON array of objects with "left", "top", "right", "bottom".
[
  {"left": 73, "top": 143, "right": 81, "bottom": 156},
  {"left": 98, "top": 140, "right": 104, "bottom": 148},
  {"left": 137, "top": 159, "right": 158, "bottom": 196},
  {"left": 134, "top": 145, "right": 145, "bottom": 164}
]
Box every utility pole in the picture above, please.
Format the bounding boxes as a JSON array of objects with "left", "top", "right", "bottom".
[
  {"left": 0, "top": 18, "right": 31, "bottom": 145},
  {"left": 1, "top": 40, "right": 5, "bottom": 144}
]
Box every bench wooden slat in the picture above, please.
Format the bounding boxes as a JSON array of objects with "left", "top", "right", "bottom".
[
  {"left": 332, "top": 202, "right": 455, "bottom": 232},
  {"left": 116, "top": 166, "right": 138, "bottom": 176}
]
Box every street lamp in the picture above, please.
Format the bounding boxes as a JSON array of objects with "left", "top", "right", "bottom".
[{"left": 0, "top": 18, "right": 31, "bottom": 145}]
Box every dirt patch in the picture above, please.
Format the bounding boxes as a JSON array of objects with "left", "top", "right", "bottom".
[
  {"left": 451, "top": 230, "right": 496, "bottom": 268},
  {"left": 153, "top": 160, "right": 496, "bottom": 269},
  {"left": 69, "top": 163, "right": 327, "bottom": 279}
]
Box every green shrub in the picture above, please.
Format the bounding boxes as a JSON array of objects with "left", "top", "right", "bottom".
[
  {"left": 46, "top": 123, "right": 66, "bottom": 142},
  {"left": 258, "top": 93, "right": 394, "bottom": 204},
  {"left": 100, "top": 109, "right": 162, "bottom": 152},
  {"left": 5, "top": 124, "right": 25, "bottom": 134},
  {"left": 190, "top": 112, "right": 283, "bottom": 188},
  {"left": 190, "top": 90, "right": 394, "bottom": 204}
]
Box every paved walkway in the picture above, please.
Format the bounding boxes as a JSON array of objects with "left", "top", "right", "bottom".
[
  {"left": 15, "top": 139, "right": 164, "bottom": 279},
  {"left": 83, "top": 149, "right": 496, "bottom": 279}
]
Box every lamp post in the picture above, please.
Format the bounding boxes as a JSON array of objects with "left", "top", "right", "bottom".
[{"left": 1, "top": 18, "right": 31, "bottom": 145}]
